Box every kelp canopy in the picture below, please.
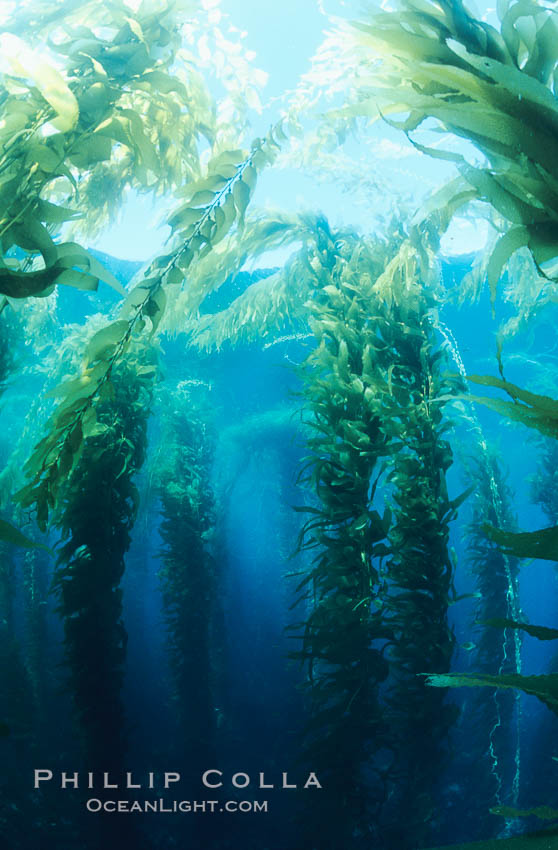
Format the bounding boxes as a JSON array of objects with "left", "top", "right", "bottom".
[{"left": 3, "top": 2, "right": 558, "bottom": 850}]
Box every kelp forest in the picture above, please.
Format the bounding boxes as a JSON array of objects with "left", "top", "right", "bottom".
[{"left": 3, "top": 1, "right": 558, "bottom": 849}]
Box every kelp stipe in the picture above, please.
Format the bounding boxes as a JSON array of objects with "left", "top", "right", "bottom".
[
  {"left": 290, "top": 227, "right": 394, "bottom": 850},
  {"left": 52, "top": 348, "right": 154, "bottom": 769},
  {"left": 284, "top": 218, "right": 464, "bottom": 848},
  {"left": 158, "top": 382, "right": 219, "bottom": 771},
  {"left": 22, "top": 549, "right": 51, "bottom": 725},
  {"left": 527, "top": 439, "right": 558, "bottom": 802},
  {"left": 458, "top": 453, "right": 521, "bottom": 839},
  {"left": 379, "top": 294, "right": 459, "bottom": 848}
]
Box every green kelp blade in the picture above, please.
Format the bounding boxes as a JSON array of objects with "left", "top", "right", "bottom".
[
  {"left": 424, "top": 671, "right": 558, "bottom": 717},
  {"left": 480, "top": 618, "right": 558, "bottom": 641},
  {"left": 465, "top": 375, "right": 558, "bottom": 439},
  {"left": 0, "top": 518, "right": 51, "bottom": 553},
  {"left": 484, "top": 524, "right": 558, "bottom": 561},
  {"left": 491, "top": 807, "right": 558, "bottom": 822},
  {"left": 428, "top": 830, "right": 558, "bottom": 849},
  {"left": 468, "top": 376, "right": 558, "bottom": 414}
]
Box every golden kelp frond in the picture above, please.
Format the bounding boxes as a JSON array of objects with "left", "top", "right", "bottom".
[
  {"left": 467, "top": 373, "right": 558, "bottom": 438},
  {"left": 426, "top": 670, "right": 558, "bottom": 717},
  {"left": 342, "top": 0, "right": 558, "bottom": 304},
  {"left": 185, "top": 214, "right": 406, "bottom": 352},
  {"left": 162, "top": 209, "right": 312, "bottom": 329},
  {"left": 499, "top": 247, "right": 557, "bottom": 337},
  {"left": 482, "top": 618, "right": 558, "bottom": 641},
  {"left": 370, "top": 177, "right": 470, "bottom": 306},
  {"left": 485, "top": 523, "right": 558, "bottom": 561},
  {"left": 15, "top": 136, "right": 276, "bottom": 528},
  {"left": 0, "top": 0, "right": 269, "bottom": 289},
  {"left": 0, "top": 0, "right": 208, "bottom": 289},
  {"left": 190, "top": 263, "right": 310, "bottom": 352}
]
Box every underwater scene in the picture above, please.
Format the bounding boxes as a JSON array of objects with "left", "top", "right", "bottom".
[{"left": 4, "top": 0, "right": 558, "bottom": 848}]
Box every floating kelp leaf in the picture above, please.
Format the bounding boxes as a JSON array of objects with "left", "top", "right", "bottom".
[
  {"left": 468, "top": 376, "right": 558, "bottom": 413},
  {"left": 425, "top": 671, "right": 558, "bottom": 716},
  {"left": 490, "top": 805, "right": 558, "bottom": 821},
  {"left": 11, "top": 217, "right": 58, "bottom": 266},
  {"left": 78, "top": 81, "right": 111, "bottom": 120},
  {"left": 56, "top": 243, "right": 127, "bottom": 297},
  {"left": 143, "top": 288, "right": 166, "bottom": 334},
  {"left": 449, "top": 591, "right": 482, "bottom": 605},
  {"left": 484, "top": 524, "right": 558, "bottom": 561},
  {"left": 119, "top": 108, "right": 158, "bottom": 173},
  {"left": 68, "top": 134, "right": 112, "bottom": 168},
  {"left": 85, "top": 320, "right": 128, "bottom": 364},
  {"left": 467, "top": 375, "right": 558, "bottom": 438},
  {"left": 165, "top": 267, "right": 183, "bottom": 286},
  {"left": 167, "top": 204, "right": 205, "bottom": 230},
  {"left": 24, "top": 143, "right": 60, "bottom": 173},
  {"left": 54, "top": 269, "right": 98, "bottom": 291},
  {"left": 44, "top": 368, "right": 103, "bottom": 399},
  {"left": 233, "top": 178, "right": 251, "bottom": 223},
  {"left": 529, "top": 221, "right": 558, "bottom": 268},
  {"left": 137, "top": 70, "right": 188, "bottom": 98},
  {"left": 0, "top": 266, "right": 59, "bottom": 298},
  {"left": 37, "top": 200, "right": 83, "bottom": 224},
  {"left": 210, "top": 148, "right": 246, "bottom": 172},
  {"left": 188, "top": 190, "right": 217, "bottom": 207},
  {"left": 460, "top": 164, "right": 546, "bottom": 227},
  {"left": 0, "top": 33, "right": 79, "bottom": 131},
  {"left": 120, "top": 285, "right": 151, "bottom": 317},
  {"left": 486, "top": 226, "right": 530, "bottom": 306},
  {"left": 481, "top": 618, "right": 558, "bottom": 641},
  {"left": 448, "top": 484, "right": 475, "bottom": 513},
  {"left": 243, "top": 164, "right": 258, "bottom": 191},
  {"left": 176, "top": 173, "right": 228, "bottom": 199},
  {"left": 0, "top": 518, "right": 51, "bottom": 553}
]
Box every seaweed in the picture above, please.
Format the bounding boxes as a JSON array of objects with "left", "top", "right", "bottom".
[
  {"left": 15, "top": 140, "right": 273, "bottom": 531},
  {"left": 157, "top": 382, "right": 220, "bottom": 772},
  {"left": 344, "top": 0, "right": 558, "bottom": 305},
  {"left": 380, "top": 293, "right": 460, "bottom": 848},
  {"left": 278, "top": 218, "right": 463, "bottom": 849},
  {"left": 52, "top": 347, "right": 154, "bottom": 768},
  {"left": 289, "top": 225, "right": 396, "bottom": 849},
  {"left": 457, "top": 452, "right": 521, "bottom": 836}
]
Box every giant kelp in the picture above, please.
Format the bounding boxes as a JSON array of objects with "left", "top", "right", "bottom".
[
  {"left": 341, "top": 0, "right": 558, "bottom": 307},
  {"left": 53, "top": 347, "right": 154, "bottom": 767},
  {"left": 5, "top": 2, "right": 558, "bottom": 849},
  {"left": 182, "top": 206, "right": 467, "bottom": 846},
  {"left": 274, "top": 219, "right": 461, "bottom": 848},
  {"left": 15, "top": 138, "right": 278, "bottom": 531},
  {"left": 3, "top": 0, "right": 283, "bottom": 541},
  {"left": 379, "top": 292, "right": 460, "bottom": 848},
  {"left": 333, "top": 0, "right": 558, "bottom": 785},
  {"left": 456, "top": 454, "right": 521, "bottom": 840},
  {"left": 158, "top": 382, "right": 220, "bottom": 771},
  {"left": 0, "top": 0, "right": 264, "bottom": 304},
  {"left": 290, "top": 226, "right": 395, "bottom": 849}
]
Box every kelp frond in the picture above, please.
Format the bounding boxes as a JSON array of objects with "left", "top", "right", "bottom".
[
  {"left": 190, "top": 271, "right": 302, "bottom": 351},
  {"left": 339, "top": 0, "right": 558, "bottom": 308},
  {"left": 162, "top": 209, "right": 333, "bottom": 333}
]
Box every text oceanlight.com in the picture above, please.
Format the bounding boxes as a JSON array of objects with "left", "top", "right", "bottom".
[{"left": 85, "top": 799, "right": 269, "bottom": 814}]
